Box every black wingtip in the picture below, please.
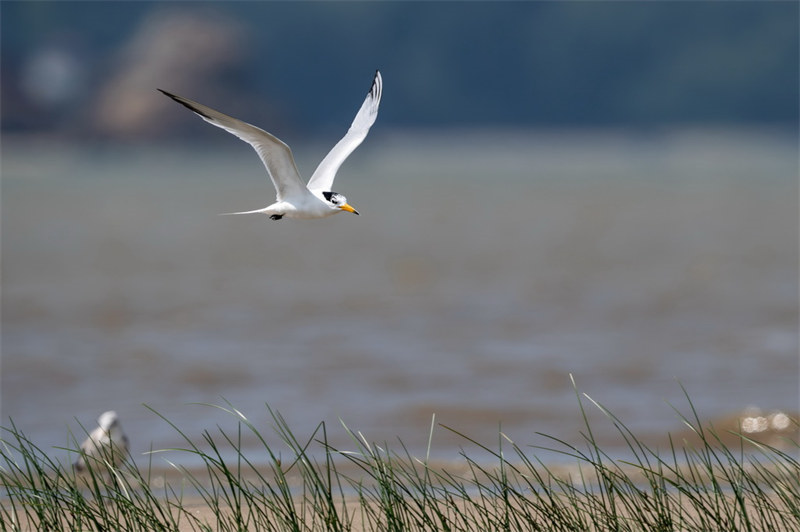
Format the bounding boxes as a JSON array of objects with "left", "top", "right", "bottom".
[
  {"left": 158, "top": 89, "right": 212, "bottom": 120},
  {"left": 157, "top": 88, "right": 181, "bottom": 103},
  {"left": 369, "top": 70, "right": 382, "bottom": 98}
]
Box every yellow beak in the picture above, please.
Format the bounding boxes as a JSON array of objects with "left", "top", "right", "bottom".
[{"left": 339, "top": 203, "right": 359, "bottom": 215}]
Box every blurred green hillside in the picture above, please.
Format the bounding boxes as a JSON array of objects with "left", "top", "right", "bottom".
[{"left": 2, "top": 1, "right": 797, "bottom": 135}]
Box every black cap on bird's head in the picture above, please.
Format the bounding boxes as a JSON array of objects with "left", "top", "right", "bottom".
[{"left": 323, "top": 191, "right": 359, "bottom": 215}]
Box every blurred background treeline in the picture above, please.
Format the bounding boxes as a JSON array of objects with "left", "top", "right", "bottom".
[{"left": 2, "top": 1, "right": 797, "bottom": 137}]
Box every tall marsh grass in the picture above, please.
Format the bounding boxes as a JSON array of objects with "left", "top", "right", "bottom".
[{"left": 2, "top": 380, "right": 798, "bottom": 531}]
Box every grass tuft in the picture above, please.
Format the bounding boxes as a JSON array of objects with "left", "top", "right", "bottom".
[{"left": 2, "top": 381, "right": 798, "bottom": 531}]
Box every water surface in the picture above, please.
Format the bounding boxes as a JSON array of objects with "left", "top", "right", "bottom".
[{"left": 3, "top": 129, "right": 797, "bottom": 465}]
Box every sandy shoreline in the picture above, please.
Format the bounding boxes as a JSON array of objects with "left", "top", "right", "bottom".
[{"left": 6, "top": 490, "right": 795, "bottom": 532}]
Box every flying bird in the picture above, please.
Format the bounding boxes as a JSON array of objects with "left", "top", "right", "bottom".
[
  {"left": 159, "top": 70, "right": 382, "bottom": 220},
  {"left": 74, "top": 410, "right": 129, "bottom": 472}
]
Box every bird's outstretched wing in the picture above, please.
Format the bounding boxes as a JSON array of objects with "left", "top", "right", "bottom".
[
  {"left": 158, "top": 89, "right": 306, "bottom": 201},
  {"left": 306, "top": 70, "right": 382, "bottom": 193}
]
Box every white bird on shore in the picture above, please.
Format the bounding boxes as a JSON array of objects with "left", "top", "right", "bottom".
[
  {"left": 74, "top": 410, "right": 129, "bottom": 472},
  {"left": 159, "top": 70, "right": 382, "bottom": 220}
]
